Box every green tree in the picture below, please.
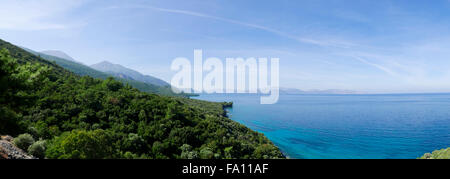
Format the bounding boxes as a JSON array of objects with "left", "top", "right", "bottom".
[
  {"left": 46, "top": 130, "right": 115, "bottom": 159},
  {"left": 103, "top": 77, "right": 123, "bottom": 91},
  {"left": 254, "top": 144, "right": 279, "bottom": 159},
  {"left": 180, "top": 144, "right": 199, "bottom": 159},
  {"left": 123, "top": 133, "right": 145, "bottom": 153},
  {"left": 199, "top": 147, "right": 214, "bottom": 159},
  {"left": 138, "top": 109, "right": 147, "bottom": 121},
  {"left": 0, "top": 49, "right": 50, "bottom": 134},
  {"left": 165, "top": 102, "right": 181, "bottom": 120},
  {"left": 28, "top": 140, "right": 47, "bottom": 159},
  {"left": 224, "top": 146, "right": 233, "bottom": 159}
]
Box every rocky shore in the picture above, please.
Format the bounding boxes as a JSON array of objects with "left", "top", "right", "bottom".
[{"left": 0, "top": 136, "right": 35, "bottom": 159}]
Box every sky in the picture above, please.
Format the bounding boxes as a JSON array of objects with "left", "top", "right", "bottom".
[{"left": 1, "top": 0, "right": 450, "bottom": 93}]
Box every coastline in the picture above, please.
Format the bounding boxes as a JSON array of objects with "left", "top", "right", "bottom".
[
  {"left": 222, "top": 105, "right": 291, "bottom": 159},
  {"left": 193, "top": 93, "right": 450, "bottom": 159},
  {"left": 195, "top": 97, "right": 288, "bottom": 159}
]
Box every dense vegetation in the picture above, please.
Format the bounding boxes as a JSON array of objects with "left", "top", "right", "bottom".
[
  {"left": 0, "top": 39, "right": 284, "bottom": 159},
  {"left": 420, "top": 148, "right": 450, "bottom": 159}
]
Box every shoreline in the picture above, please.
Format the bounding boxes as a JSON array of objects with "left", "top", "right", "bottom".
[
  {"left": 193, "top": 93, "right": 450, "bottom": 159},
  {"left": 216, "top": 100, "right": 289, "bottom": 159}
]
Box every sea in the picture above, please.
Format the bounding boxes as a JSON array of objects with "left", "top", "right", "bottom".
[{"left": 194, "top": 93, "right": 450, "bottom": 159}]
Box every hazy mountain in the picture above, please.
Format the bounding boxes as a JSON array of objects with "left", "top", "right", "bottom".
[
  {"left": 40, "top": 50, "right": 77, "bottom": 63},
  {"left": 280, "top": 88, "right": 361, "bottom": 94},
  {"left": 90, "top": 61, "right": 169, "bottom": 87},
  {"left": 19, "top": 46, "right": 182, "bottom": 96}
]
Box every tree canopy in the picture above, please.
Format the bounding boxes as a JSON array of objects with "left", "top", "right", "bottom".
[{"left": 0, "top": 39, "right": 284, "bottom": 159}]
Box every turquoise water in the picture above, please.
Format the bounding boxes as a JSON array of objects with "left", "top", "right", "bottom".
[{"left": 194, "top": 94, "right": 450, "bottom": 159}]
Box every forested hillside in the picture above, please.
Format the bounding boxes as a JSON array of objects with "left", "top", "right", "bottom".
[
  {"left": 40, "top": 50, "right": 77, "bottom": 63},
  {"left": 0, "top": 39, "right": 284, "bottom": 159},
  {"left": 19, "top": 47, "right": 183, "bottom": 96},
  {"left": 90, "top": 61, "right": 169, "bottom": 87}
]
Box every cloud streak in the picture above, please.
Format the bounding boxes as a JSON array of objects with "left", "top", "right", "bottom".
[
  {"left": 352, "top": 56, "right": 398, "bottom": 77},
  {"left": 107, "top": 5, "right": 355, "bottom": 48},
  {"left": 349, "top": 52, "right": 450, "bottom": 90}
]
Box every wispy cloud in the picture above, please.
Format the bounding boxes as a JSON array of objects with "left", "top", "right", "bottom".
[
  {"left": 349, "top": 50, "right": 450, "bottom": 90},
  {"left": 0, "top": 0, "right": 87, "bottom": 30},
  {"left": 352, "top": 56, "right": 398, "bottom": 77},
  {"left": 107, "top": 5, "right": 356, "bottom": 48}
]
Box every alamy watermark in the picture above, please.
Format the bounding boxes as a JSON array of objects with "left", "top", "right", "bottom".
[{"left": 171, "top": 49, "right": 279, "bottom": 104}]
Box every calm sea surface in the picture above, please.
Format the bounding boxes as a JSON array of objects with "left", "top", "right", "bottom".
[{"left": 194, "top": 93, "right": 450, "bottom": 159}]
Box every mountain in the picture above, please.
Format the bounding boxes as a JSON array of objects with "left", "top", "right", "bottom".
[
  {"left": 20, "top": 47, "right": 183, "bottom": 96},
  {"left": 0, "top": 38, "right": 284, "bottom": 159},
  {"left": 40, "top": 50, "right": 77, "bottom": 63},
  {"left": 22, "top": 48, "right": 111, "bottom": 79},
  {"left": 280, "top": 88, "right": 360, "bottom": 94},
  {"left": 90, "top": 61, "right": 170, "bottom": 87}
]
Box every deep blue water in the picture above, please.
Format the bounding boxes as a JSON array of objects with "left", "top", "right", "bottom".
[{"left": 194, "top": 93, "right": 450, "bottom": 159}]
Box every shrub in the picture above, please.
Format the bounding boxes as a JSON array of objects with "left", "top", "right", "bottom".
[
  {"left": 254, "top": 144, "right": 278, "bottom": 159},
  {"left": 180, "top": 144, "right": 192, "bottom": 152},
  {"left": 103, "top": 77, "right": 123, "bottom": 91},
  {"left": 180, "top": 144, "right": 197, "bottom": 159},
  {"left": 46, "top": 130, "right": 115, "bottom": 159},
  {"left": 13, "top": 134, "right": 35, "bottom": 151},
  {"left": 28, "top": 140, "right": 46, "bottom": 159},
  {"left": 420, "top": 148, "right": 450, "bottom": 159},
  {"left": 123, "top": 152, "right": 139, "bottom": 159},
  {"left": 200, "top": 147, "right": 214, "bottom": 159},
  {"left": 181, "top": 151, "right": 199, "bottom": 159},
  {"left": 123, "top": 133, "right": 145, "bottom": 152}
]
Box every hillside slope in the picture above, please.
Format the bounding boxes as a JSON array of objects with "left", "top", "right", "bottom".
[
  {"left": 40, "top": 50, "right": 77, "bottom": 63},
  {"left": 0, "top": 38, "right": 284, "bottom": 159},
  {"left": 21, "top": 47, "right": 183, "bottom": 96},
  {"left": 91, "top": 61, "right": 169, "bottom": 86}
]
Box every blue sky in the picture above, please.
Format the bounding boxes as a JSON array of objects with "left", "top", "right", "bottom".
[{"left": 1, "top": 0, "right": 450, "bottom": 93}]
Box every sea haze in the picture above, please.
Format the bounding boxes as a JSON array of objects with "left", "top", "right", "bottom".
[{"left": 194, "top": 93, "right": 450, "bottom": 159}]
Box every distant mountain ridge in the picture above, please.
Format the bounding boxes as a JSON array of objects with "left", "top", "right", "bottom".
[
  {"left": 40, "top": 50, "right": 78, "bottom": 63},
  {"left": 280, "top": 88, "right": 361, "bottom": 94},
  {"left": 19, "top": 47, "right": 183, "bottom": 96},
  {"left": 90, "top": 61, "right": 169, "bottom": 87}
]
